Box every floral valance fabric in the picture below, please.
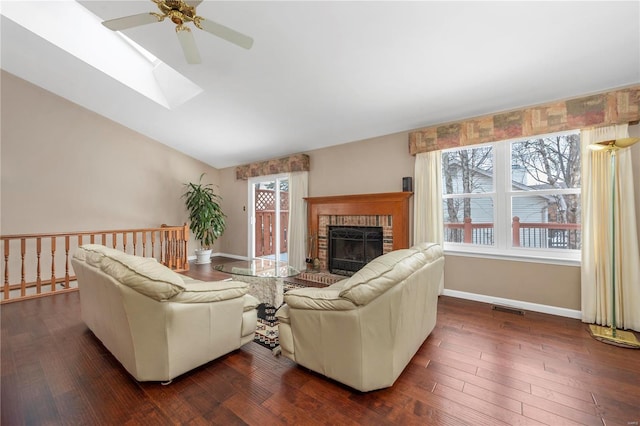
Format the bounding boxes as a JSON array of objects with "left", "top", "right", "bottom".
[
  {"left": 409, "top": 86, "right": 640, "bottom": 155},
  {"left": 235, "top": 153, "right": 310, "bottom": 180}
]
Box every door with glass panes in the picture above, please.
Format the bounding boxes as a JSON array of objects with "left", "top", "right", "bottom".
[{"left": 249, "top": 175, "right": 289, "bottom": 261}]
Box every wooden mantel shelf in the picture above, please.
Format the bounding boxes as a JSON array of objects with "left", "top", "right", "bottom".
[{"left": 305, "top": 192, "right": 413, "bottom": 253}]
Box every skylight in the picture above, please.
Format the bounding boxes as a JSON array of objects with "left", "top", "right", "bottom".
[{"left": 1, "top": 0, "right": 202, "bottom": 109}]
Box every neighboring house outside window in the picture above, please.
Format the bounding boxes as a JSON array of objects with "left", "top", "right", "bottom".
[{"left": 441, "top": 131, "right": 581, "bottom": 263}]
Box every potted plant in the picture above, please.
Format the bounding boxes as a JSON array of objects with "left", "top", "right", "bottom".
[{"left": 182, "top": 173, "right": 227, "bottom": 264}]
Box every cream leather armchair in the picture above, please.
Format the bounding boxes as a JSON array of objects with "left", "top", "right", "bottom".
[
  {"left": 72, "top": 244, "right": 259, "bottom": 383},
  {"left": 276, "top": 242, "right": 444, "bottom": 392}
]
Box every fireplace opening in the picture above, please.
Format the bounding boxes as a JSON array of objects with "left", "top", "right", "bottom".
[{"left": 328, "top": 226, "right": 383, "bottom": 276}]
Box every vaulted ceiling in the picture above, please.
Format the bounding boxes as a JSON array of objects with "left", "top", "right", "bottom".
[{"left": 2, "top": 1, "right": 639, "bottom": 168}]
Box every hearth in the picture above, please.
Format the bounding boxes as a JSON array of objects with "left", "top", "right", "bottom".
[{"left": 328, "top": 226, "right": 383, "bottom": 276}]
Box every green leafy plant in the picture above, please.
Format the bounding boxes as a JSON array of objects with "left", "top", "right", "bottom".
[{"left": 182, "top": 173, "right": 227, "bottom": 249}]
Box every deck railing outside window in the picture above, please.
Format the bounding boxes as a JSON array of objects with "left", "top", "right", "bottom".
[{"left": 444, "top": 217, "right": 581, "bottom": 250}]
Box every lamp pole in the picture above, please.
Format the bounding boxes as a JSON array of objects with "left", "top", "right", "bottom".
[
  {"left": 587, "top": 137, "right": 640, "bottom": 348},
  {"left": 609, "top": 148, "right": 617, "bottom": 338}
]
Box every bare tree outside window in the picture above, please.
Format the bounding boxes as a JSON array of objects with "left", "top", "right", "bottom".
[
  {"left": 442, "top": 146, "right": 493, "bottom": 245},
  {"left": 511, "top": 134, "right": 581, "bottom": 250},
  {"left": 441, "top": 132, "right": 581, "bottom": 253}
]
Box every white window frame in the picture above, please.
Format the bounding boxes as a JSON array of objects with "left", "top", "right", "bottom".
[{"left": 442, "top": 131, "right": 581, "bottom": 266}]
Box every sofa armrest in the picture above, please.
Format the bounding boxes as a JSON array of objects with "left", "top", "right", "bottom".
[
  {"left": 168, "top": 280, "right": 248, "bottom": 303},
  {"left": 281, "top": 287, "right": 357, "bottom": 311}
]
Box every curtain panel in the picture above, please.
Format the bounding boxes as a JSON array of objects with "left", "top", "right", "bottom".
[
  {"left": 581, "top": 124, "right": 640, "bottom": 331},
  {"left": 287, "top": 171, "right": 308, "bottom": 271},
  {"left": 413, "top": 151, "right": 444, "bottom": 293}
]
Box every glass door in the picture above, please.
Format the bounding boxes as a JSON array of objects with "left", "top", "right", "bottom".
[{"left": 249, "top": 174, "right": 289, "bottom": 262}]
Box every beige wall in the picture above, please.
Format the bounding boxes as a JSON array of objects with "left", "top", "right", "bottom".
[
  {"left": 444, "top": 256, "right": 581, "bottom": 310},
  {"left": 1, "top": 71, "right": 220, "bottom": 253},
  {"left": 306, "top": 132, "right": 415, "bottom": 196},
  {"left": 217, "top": 166, "right": 249, "bottom": 257},
  {"left": 218, "top": 131, "right": 415, "bottom": 257},
  {"left": 4, "top": 69, "right": 639, "bottom": 312}
]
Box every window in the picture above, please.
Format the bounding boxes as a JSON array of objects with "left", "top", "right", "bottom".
[{"left": 441, "top": 131, "right": 581, "bottom": 262}]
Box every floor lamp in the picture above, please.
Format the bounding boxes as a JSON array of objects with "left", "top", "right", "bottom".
[{"left": 588, "top": 137, "right": 640, "bottom": 349}]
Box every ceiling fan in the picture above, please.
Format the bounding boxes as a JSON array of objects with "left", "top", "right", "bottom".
[{"left": 101, "top": 0, "right": 253, "bottom": 64}]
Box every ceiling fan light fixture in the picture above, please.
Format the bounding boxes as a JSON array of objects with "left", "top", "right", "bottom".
[{"left": 101, "top": 0, "right": 253, "bottom": 64}]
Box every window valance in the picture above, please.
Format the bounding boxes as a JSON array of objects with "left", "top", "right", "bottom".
[
  {"left": 409, "top": 86, "right": 640, "bottom": 155},
  {"left": 235, "top": 153, "right": 310, "bottom": 180}
]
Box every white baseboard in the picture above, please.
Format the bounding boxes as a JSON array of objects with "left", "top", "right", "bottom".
[
  {"left": 187, "top": 253, "right": 249, "bottom": 261},
  {"left": 442, "top": 289, "right": 582, "bottom": 320}
]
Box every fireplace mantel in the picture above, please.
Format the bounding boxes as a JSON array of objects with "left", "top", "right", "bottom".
[{"left": 305, "top": 192, "right": 413, "bottom": 259}]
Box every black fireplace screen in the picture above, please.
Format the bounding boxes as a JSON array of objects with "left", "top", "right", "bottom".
[{"left": 328, "top": 226, "right": 383, "bottom": 276}]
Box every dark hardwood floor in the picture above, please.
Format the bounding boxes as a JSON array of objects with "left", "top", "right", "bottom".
[{"left": 2, "top": 260, "right": 640, "bottom": 425}]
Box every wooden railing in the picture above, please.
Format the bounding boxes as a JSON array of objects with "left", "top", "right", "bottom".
[
  {"left": 512, "top": 216, "right": 581, "bottom": 249},
  {"left": 0, "top": 224, "right": 189, "bottom": 304},
  {"left": 444, "top": 218, "right": 494, "bottom": 245},
  {"left": 254, "top": 211, "right": 289, "bottom": 257},
  {"left": 444, "top": 217, "right": 581, "bottom": 249},
  {"left": 254, "top": 187, "right": 289, "bottom": 257}
]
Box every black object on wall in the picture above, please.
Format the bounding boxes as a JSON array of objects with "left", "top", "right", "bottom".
[{"left": 402, "top": 177, "right": 412, "bottom": 192}]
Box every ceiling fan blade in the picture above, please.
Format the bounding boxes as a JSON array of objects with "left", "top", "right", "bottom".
[
  {"left": 176, "top": 29, "right": 201, "bottom": 64},
  {"left": 198, "top": 18, "right": 253, "bottom": 49},
  {"left": 102, "top": 13, "right": 159, "bottom": 31}
]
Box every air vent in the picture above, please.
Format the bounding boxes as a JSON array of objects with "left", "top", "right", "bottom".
[{"left": 491, "top": 304, "right": 525, "bottom": 316}]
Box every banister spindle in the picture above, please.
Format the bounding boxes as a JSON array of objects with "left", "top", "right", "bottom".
[
  {"left": 151, "top": 232, "right": 156, "bottom": 259},
  {"left": 142, "top": 231, "right": 147, "bottom": 257},
  {"left": 4, "top": 240, "right": 10, "bottom": 300},
  {"left": 50, "top": 237, "right": 56, "bottom": 292},
  {"left": 122, "top": 232, "right": 127, "bottom": 254},
  {"left": 20, "top": 239, "right": 26, "bottom": 297},
  {"left": 112, "top": 233, "right": 117, "bottom": 249},
  {"left": 182, "top": 223, "right": 189, "bottom": 271},
  {"left": 132, "top": 231, "right": 137, "bottom": 256},
  {"left": 64, "top": 236, "right": 70, "bottom": 289},
  {"left": 36, "top": 238, "right": 42, "bottom": 294}
]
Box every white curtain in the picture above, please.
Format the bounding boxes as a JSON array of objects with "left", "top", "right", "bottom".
[
  {"left": 413, "top": 151, "right": 444, "bottom": 293},
  {"left": 581, "top": 124, "right": 640, "bottom": 331},
  {"left": 287, "top": 171, "right": 308, "bottom": 271}
]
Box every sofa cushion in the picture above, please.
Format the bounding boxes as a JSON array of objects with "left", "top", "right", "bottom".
[
  {"left": 412, "top": 242, "right": 443, "bottom": 261},
  {"left": 74, "top": 244, "right": 122, "bottom": 267},
  {"left": 100, "top": 252, "right": 185, "bottom": 301},
  {"left": 338, "top": 245, "right": 436, "bottom": 305},
  {"left": 168, "top": 280, "right": 250, "bottom": 303},
  {"left": 283, "top": 287, "right": 357, "bottom": 311},
  {"left": 243, "top": 294, "right": 261, "bottom": 312}
]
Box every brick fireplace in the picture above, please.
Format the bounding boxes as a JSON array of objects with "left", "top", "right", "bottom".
[{"left": 305, "top": 192, "right": 412, "bottom": 271}]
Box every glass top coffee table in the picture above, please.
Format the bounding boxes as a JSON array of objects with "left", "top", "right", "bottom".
[{"left": 214, "top": 259, "right": 300, "bottom": 307}]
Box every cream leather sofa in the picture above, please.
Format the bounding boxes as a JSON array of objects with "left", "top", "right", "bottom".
[
  {"left": 276, "top": 242, "right": 444, "bottom": 392},
  {"left": 71, "top": 244, "right": 259, "bottom": 383}
]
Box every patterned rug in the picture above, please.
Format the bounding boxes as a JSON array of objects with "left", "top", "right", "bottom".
[
  {"left": 253, "top": 281, "right": 306, "bottom": 350},
  {"left": 253, "top": 303, "right": 279, "bottom": 350}
]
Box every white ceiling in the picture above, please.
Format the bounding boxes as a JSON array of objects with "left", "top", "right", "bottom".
[{"left": 2, "top": 1, "right": 639, "bottom": 169}]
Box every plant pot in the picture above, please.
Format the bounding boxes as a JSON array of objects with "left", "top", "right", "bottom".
[{"left": 195, "top": 249, "right": 212, "bottom": 264}]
